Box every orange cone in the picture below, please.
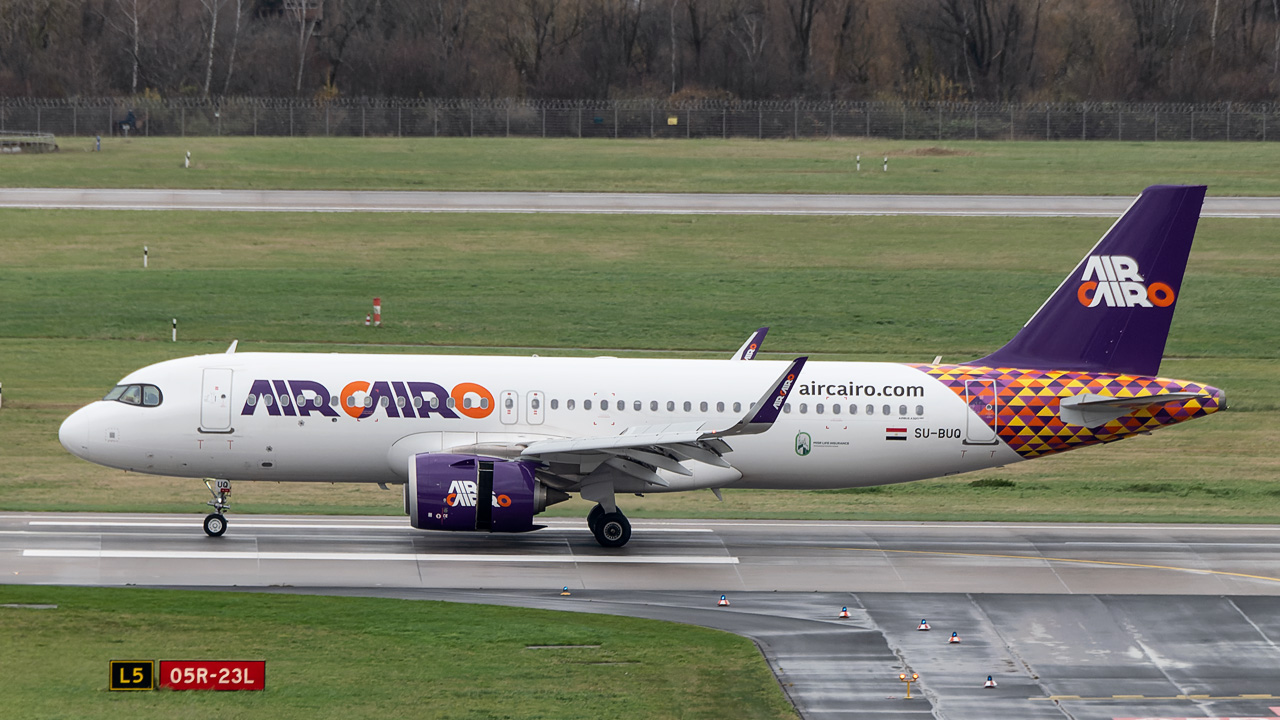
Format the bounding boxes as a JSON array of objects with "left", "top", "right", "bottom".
[
  {"left": 984, "top": 675, "right": 996, "bottom": 688},
  {"left": 839, "top": 606, "right": 851, "bottom": 619},
  {"left": 718, "top": 594, "right": 730, "bottom": 607},
  {"left": 948, "top": 632, "right": 960, "bottom": 644},
  {"left": 917, "top": 619, "right": 931, "bottom": 631}
]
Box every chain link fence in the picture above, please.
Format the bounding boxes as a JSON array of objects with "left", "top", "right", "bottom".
[{"left": 2, "top": 97, "right": 1276, "bottom": 141}]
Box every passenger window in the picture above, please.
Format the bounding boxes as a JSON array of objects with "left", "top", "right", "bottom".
[
  {"left": 412, "top": 397, "right": 422, "bottom": 409},
  {"left": 683, "top": 401, "right": 691, "bottom": 412},
  {"left": 567, "top": 399, "right": 575, "bottom": 410},
  {"left": 782, "top": 403, "right": 791, "bottom": 414},
  {"left": 584, "top": 399, "right": 593, "bottom": 410},
  {"left": 532, "top": 398, "right": 541, "bottom": 409},
  {"left": 280, "top": 394, "right": 291, "bottom": 407},
  {"left": 505, "top": 397, "right": 514, "bottom": 409},
  {"left": 700, "top": 401, "right": 708, "bottom": 412},
  {"left": 601, "top": 400, "right": 609, "bottom": 411},
  {"left": 667, "top": 401, "right": 675, "bottom": 411},
  {"left": 733, "top": 402, "right": 741, "bottom": 413},
  {"left": 650, "top": 400, "right": 658, "bottom": 411},
  {"left": 480, "top": 397, "right": 489, "bottom": 409},
  {"left": 364, "top": 396, "right": 373, "bottom": 408},
  {"left": 849, "top": 404, "right": 857, "bottom": 415},
  {"left": 246, "top": 394, "right": 258, "bottom": 406},
  {"left": 882, "top": 404, "right": 891, "bottom": 415},
  {"left": 865, "top": 404, "right": 873, "bottom": 415},
  {"left": 331, "top": 396, "right": 340, "bottom": 407},
  {"left": 264, "top": 395, "right": 274, "bottom": 407},
  {"left": 916, "top": 404, "right": 924, "bottom": 415},
  {"left": 832, "top": 403, "right": 840, "bottom": 415},
  {"left": 816, "top": 403, "right": 824, "bottom": 414},
  {"left": 446, "top": 397, "right": 456, "bottom": 409},
  {"left": 899, "top": 404, "right": 907, "bottom": 415},
  {"left": 799, "top": 403, "right": 808, "bottom": 414},
  {"left": 635, "top": 400, "right": 642, "bottom": 411},
  {"left": 550, "top": 399, "right": 558, "bottom": 410}
]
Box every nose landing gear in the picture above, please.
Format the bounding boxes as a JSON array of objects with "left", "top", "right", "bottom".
[{"left": 203, "top": 478, "right": 231, "bottom": 537}]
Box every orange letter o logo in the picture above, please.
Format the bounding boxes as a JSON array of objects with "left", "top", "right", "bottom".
[
  {"left": 451, "top": 382, "right": 495, "bottom": 419},
  {"left": 1077, "top": 281, "right": 1098, "bottom": 307},
  {"left": 1147, "top": 282, "right": 1175, "bottom": 307}
]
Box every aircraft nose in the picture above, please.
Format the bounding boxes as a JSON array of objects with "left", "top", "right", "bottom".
[{"left": 58, "top": 405, "right": 92, "bottom": 459}]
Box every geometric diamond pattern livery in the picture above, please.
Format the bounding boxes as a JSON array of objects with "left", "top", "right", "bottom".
[{"left": 912, "top": 364, "right": 1224, "bottom": 459}]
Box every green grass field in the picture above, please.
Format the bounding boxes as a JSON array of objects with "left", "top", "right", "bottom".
[
  {"left": 0, "top": 586, "right": 795, "bottom": 719},
  {"left": 0, "top": 209, "right": 1275, "bottom": 522},
  {"left": 8, "top": 136, "right": 1280, "bottom": 195}
]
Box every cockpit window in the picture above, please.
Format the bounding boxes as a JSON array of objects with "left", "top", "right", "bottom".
[{"left": 104, "top": 384, "right": 163, "bottom": 407}]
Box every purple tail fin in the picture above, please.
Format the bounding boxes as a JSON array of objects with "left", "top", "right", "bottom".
[{"left": 973, "top": 185, "right": 1206, "bottom": 376}]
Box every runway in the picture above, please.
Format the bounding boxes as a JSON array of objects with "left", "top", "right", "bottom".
[
  {"left": 5, "top": 512, "right": 1280, "bottom": 719},
  {"left": 3, "top": 187, "right": 1280, "bottom": 216}
]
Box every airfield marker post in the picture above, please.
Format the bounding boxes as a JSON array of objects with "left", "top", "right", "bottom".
[
  {"left": 373, "top": 298, "right": 382, "bottom": 327},
  {"left": 143, "top": 246, "right": 148, "bottom": 268},
  {"left": 172, "top": 319, "right": 177, "bottom": 343}
]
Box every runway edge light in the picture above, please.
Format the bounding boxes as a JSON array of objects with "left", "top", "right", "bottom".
[
  {"left": 917, "top": 619, "right": 930, "bottom": 631},
  {"left": 560, "top": 586, "right": 571, "bottom": 596},
  {"left": 984, "top": 675, "right": 997, "bottom": 688},
  {"left": 839, "top": 606, "right": 850, "bottom": 619},
  {"left": 948, "top": 632, "right": 960, "bottom": 644},
  {"left": 718, "top": 594, "right": 730, "bottom": 606}
]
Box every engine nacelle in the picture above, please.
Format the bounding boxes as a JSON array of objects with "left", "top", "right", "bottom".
[{"left": 406, "top": 454, "right": 564, "bottom": 533}]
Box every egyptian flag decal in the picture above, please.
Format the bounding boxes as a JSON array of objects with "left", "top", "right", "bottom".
[{"left": 886, "top": 427, "right": 908, "bottom": 441}]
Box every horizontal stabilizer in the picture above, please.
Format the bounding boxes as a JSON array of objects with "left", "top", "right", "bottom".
[{"left": 1059, "top": 391, "right": 1210, "bottom": 428}]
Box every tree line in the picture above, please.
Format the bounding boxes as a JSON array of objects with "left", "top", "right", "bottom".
[{"left": 2, "top": 0, "right": 1278, "bottom": 102}]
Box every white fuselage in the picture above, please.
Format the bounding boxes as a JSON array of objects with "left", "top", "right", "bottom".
[{"left": 58, "top": 352, "right": 1023, "bottom": 491}]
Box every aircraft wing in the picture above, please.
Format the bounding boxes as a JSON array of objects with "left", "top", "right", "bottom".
[
  {"left": 1058, "top": 391, "right": 1211, "bottom": 427},
  {"left": 520, "top": 356, "right": 806, "bottom": 486},
  {"left": 730, "top": 327, "right": 769, "bottom": 360}
]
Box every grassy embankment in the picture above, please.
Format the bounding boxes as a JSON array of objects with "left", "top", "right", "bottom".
[
  {"left": 0, "top": 585, "right": 795, "bottom": 720},
  {"left": 8, "top": 136, "right": 1280, "bottom": 195},
  {"left": 1, "top": 209, "right": 1275, "bottom": 522}
]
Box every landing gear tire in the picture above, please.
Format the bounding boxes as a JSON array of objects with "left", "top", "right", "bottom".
[
  {"left": 587, "top": 504, "right": 606, "bottom": 535},
  {"left": 592, "top": 511, "right": 631, "bottom": 548},
  {"left": 203, "top": 513, "right": 227, "bottom": 537}
]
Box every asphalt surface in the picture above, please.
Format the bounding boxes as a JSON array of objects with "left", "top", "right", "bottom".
[
  {"left": 3, "top": 187, "right": 1280, "bottom": 216},
  {"left": 5, "top": 512, "right": 1280, "bottom": 719}
]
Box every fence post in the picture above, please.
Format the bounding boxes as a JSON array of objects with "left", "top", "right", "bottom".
[
  {"left": 829, "top": 103, "right": 834, "bottom": 139},
  {"left": 469, "top": 101, "right": 474, "bottom": 137},
  {"left": 289, "top": 105, "right": 293, "bottom": 136},
  {"left": 362, "top": 105, "right": 366, "bottom": 137},
  {"left": 36, "top": 107, "right": 40, "bottom": 133},
  {"left": 1190, "top": 111, "right": 1194, "bottom": 141},
  {"left": 1264, "top": 108, "right": 1268, "bottom": 142},
  {"left": 397, "top": 106, "right": 401, "bottom": 137},
  {"left": 1118, "top": 107, "right": 1122, "bottom": 141},
  {"left": 1045, "top": 105, "right": 1050, "bottom": 139},
  {"left": 1226, "top": 103, "right": 1231, "bottom": 141},
  {"left": 973, "top": 105, "right": 978, "bottom": 140},
  {"left": 1154, "top": 108, "right": 1158, "bottom": 141},
  {"left": 616, "top": 105, "right": 620, "bottom": 139},
  {"left": 73, "top": 105, "right": 77, "bottom": 136},
  {"left": 181, "top": 107, "right": 185, "bottom": 137},
  {"left": 326, "top": 105, "right": 330, "bottom": 136},
  {"left": 866, "top": 103, "right": 870, "bottom": 136},
  {"left": 650, "top": 104, "right": 654, "bottom": 138},
  {"left": 434, "top": 102, "right": 438, "bottom": 137},
  {"left": 507, "top": 103, "right": 511, "bottom": 137},
  {"left": 578, "top": 106, "right": 582, "bottom": 138},
  {"left": 687, "top": 107, "right": 691, "bottom": 138},
  {"left": 723, "top": 105, "right": 727, "bottom": 139},
  {"left": 1010, "top": 104, "right": 1014, "bottom": 140},
  {"left": 901, "top": 104, "right": 905, "bottom": 139},
  {"left": 542, "top": 106, "right": 546, "bottom": 138},
  {"left": 758, "top": 105, "right": 762, "bottom": 139},
  {"left": 793, "top": 99, "right": 798, "bottom": 138},
  {"left": 1081, "top": 105, "right": 1086, "bottom": 140},
  {"left": 938, "top": 105, "right": 942, "bottom": 140}
]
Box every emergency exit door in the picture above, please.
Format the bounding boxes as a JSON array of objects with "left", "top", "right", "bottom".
[{"left": 200, "top": 368, "right": 234, "bottom": 432}]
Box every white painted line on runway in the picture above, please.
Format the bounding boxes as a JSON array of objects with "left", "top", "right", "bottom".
[
  {"left": 24, "top": 520, "right": 711, "bottom": 532},
  {"left": 23, "top": 549, "right": 737, "bottom": 564}
]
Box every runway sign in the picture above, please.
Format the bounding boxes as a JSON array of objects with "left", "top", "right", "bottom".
[
  {"left": 159, "top": 660, "right": 265, "bottom": 691},
  {"left": 108, "top": 660, "right": 154, "bottom": 691}
]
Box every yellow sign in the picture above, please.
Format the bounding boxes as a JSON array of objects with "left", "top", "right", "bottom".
[
  {"left": 667, "top": 116, "right": 679, "bottom": 126},
  {"left": 109, "top": 660, "right": 154, "bottom": 691}
]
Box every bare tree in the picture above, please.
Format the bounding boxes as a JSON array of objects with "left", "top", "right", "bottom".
[
  {"left": 287, "top": 0, "right": 319, "bottom": 93},
  {"left": 783, "top": 0, "right": 825, "bottom": 90},
  {"left": 199, "top": 0, "right": 225, "bottom": 97},
  {"left": 220, "top": 0, "right": 248, "bottom": 95},
  {"left": 102, "top": 0, "right": 143, "bottom": 94}
]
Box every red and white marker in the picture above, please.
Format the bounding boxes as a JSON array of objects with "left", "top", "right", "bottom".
[
  {"left": 838, "top": 607, "right": 851, "bottom": 619},
  {"left": 917, "top": 619, "right": 930, "bottom": 631},
  {"left": 983, "top": 675, "right": 996, "bottom": 688},
  {"left": 718, "top": 595, "right": 730, "bottom": 606},
  {"left": 373, "top": 297, "right": 382, "bottom": 327},
  {"left": 948, "top": 632, "right": 960, "bottom": 644}
]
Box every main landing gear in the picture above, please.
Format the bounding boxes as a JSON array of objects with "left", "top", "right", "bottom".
[
  {"left": 203, "top": 478, "right": 231, "bottom": 537},
  {"left": 587, "top": 503, "right": 631, "bottom": 548}
]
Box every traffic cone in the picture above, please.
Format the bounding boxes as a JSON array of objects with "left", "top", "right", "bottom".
[
  {"left": 838, "top": 606, "right": 851, "bottom": 619},
  {"left": 718, "top": 594, "right": 730, "bottom": 606},
  {"left": 917, "top": 619, "right": 931, "bottom": 631},
  {"left": 560, "top": 586, "right": 571, "bottom": 596},
  {"left": 984, "top": 675, "right": 996, "bottom": 688},
  {"left": 948, "top": 632, "right": 960, "bottom": 644}
]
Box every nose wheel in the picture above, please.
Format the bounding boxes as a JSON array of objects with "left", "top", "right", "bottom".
[
  {"left": 203, "top": 478, "right": 231, "bottom": 537},
  {"left": 587, "top": 504, "right": 631, "bottom": 548}
]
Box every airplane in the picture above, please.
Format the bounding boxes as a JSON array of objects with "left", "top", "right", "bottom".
[{"left": 59, "top": 185, "right": 1224, "bottom": 547}]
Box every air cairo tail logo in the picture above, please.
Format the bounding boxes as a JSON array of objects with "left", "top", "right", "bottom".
[{"left": 1077, "top": 255, "right": 1175, "bottom": 308}]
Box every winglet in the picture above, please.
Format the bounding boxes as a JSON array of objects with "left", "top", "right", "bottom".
[
  {"left": 707, "top": 356, "right": 806, "bottom": 437},
  {"left": 731, "top": 327, "right": 769, "bottom": 360}
]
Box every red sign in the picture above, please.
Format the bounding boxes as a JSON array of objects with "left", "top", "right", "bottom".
[{"left": 158, "top": 661, "right": 265, "bottom": 691}]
